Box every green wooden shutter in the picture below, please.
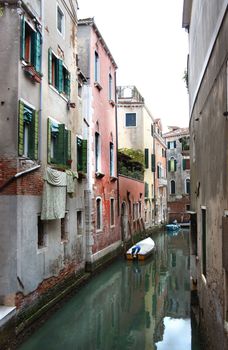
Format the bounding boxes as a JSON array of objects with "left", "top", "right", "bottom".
[
  {"left": 183, "top": 159, "right": 186, "bottom": 170},
  {"left": 18, "top": 100, "right": 24, "bottom": 156},
  {"left": 20, "top": 16, "right": 25, "bottom": 60},
  {"left": 167, "top": 141, "right": 170, "bottom": 149},
  {"left": 174, "top": 141, "right": 176, "bottom": 148},
  {"left": 145, "top": 148, "right": 149, "bottom": 168},
  {"left": 77, "top": 137, "right": 82, "bottom": 171},
  {"left": 48, "top": 48, "right": 52, "bottom": 84},
  {"left": 31, "top": 31, "right": 41, "bottom": 73},
  {"left": 56, "top": 124, "right": 65, "bottom": 164},
  {"left": 47, "top": 118, "right": 52, "bottom": 163},
  {"left": 174, "top": 159, "right": 177, "bottom": 171},
  {"left": 64, "top": 129, "right": 71, "bottom": 165},
  {"left": 66, "top": 71, "right": 71, "bottom": 98},
  {"left": 28, "top": 110, "right": 39, "bottom": 160},
  {"left": 168, "top": 160, "right": 171, "bottom": 172},
  {"left": 58, "top": 59, "right": 63, "bottom": 92},
  {"left": 82, "top": 140, "right": 87, "bottom": 173},
  {"left": 151, "top": 154, "right": 156, "bottom": 172}
]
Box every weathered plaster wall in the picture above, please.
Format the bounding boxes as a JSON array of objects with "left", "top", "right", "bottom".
[{"left": 189, "top": 6, "right": 228, "bottom": 349}]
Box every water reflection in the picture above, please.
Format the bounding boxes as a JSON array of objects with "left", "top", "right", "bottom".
[{"left": 20, "top": 229, "right": 199, "bottom": 350}]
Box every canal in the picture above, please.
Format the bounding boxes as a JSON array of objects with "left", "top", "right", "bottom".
[{"left": 19, "top": 229, "right": 201, "bottom": 350}]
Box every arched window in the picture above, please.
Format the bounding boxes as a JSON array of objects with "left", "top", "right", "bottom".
[
  {"left": 186, "top": 178, "right": 190, "bottom": 194},
  {"left": 170, "top": 180, "right": 176, "bottom": 194},
  {"left": 168, "top": 157, "right": 177, "bottom": 172}
]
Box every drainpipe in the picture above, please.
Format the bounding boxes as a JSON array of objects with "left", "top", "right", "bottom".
[
  {"left": 0, "top": 165, "right": 41, "bottom": 192},
  {"left": 39, "top": 0, "right": 44, "bottom": 161},
  {"left": 114, "top": 70, "right": 120, "bottom": 216}
]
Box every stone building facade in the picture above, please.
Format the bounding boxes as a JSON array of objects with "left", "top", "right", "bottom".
[
  {"left": 154, "top": 119, "right": 167, "bottom": 224},
  {"left": 163, "top": 126, "right": 190, "bottom": 223},
  {"left": 117, "top": 86, "right": 156, "bottom": 229},
  {"left": 77, "top": 18, "right": 120, "bottom": 271},
  {"left": 0, "top": 0, "right": 89, "bottom": 342},
  {"left": 183, "top": 0, "right": 228, "bottom": 348}
]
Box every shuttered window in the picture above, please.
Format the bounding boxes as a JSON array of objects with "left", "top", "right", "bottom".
[
  {"left": 18, "top": 100, "right": 38, "bottom": 160},
  {"left": 151, "top": 154, "right": 156, "bottom": 172},
  {"left": 183, "top": 158, "right": 190, "bottom": 170},
  {"left": 48, "top": 48, "right": 71, "bottom": 98},
  {"left": 167, "top": 141, "right": 176, "bottom": 149},
  {"left": 77, "top": 137, "right": 87, "bottom": 173},
  {"left": 20, "top": 16, "right": 41, "bottom": 73},
  {"left": 145, "top": 148, "right": 149, "bottom": 168},
  {"left": 145, "top": 182, "right": 149, "bottom": 197},
  {"left": 168, "top": 158, "right": 177, "bottom": 172},
  {"left": 47, "top": 118, "right": 71, "bottom": 166}
]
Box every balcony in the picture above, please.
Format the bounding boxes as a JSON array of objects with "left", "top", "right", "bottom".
[{"left": 158, "top": 177, "right": 167, "bottom": 187}]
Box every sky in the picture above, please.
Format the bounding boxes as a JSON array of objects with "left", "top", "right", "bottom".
[{"left": 78, "top": 0, "right": 189, "bottom": 132}]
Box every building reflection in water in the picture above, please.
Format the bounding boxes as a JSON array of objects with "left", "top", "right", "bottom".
[{"left": 20, "top": 229, "right": 195, "bottom": 350}]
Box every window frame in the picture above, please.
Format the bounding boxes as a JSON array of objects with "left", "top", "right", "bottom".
[
  {"left": 110, "top": 198, "right": 115, "bottom": 227},
  {"left": 56, "top": 3, "right": 65, "bottom": 37},
  {"left": 185, "top": 178, "right": 191, "bottom": 194},
  {"left": 94, "top": 51, "right": 100, "bottom": 83},
  {"left": 170, "top": 180, "right": 176, "bottom": 194},
  {"left": 125, "top": 113, "right": 137, "bottom": 127},
  {"left": 110, "top": 142, "right": 114, "bottom": 177},
  {"left": 95, "top": 132, "right": 101, "bottom": 173},
  {"left": 96, "top": 197, "right": 102, "bottom": 231}
]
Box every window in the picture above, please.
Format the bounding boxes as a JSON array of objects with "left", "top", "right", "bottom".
[
  {"left": 145, "top": 148, "right": 149, "bottom": 168},
  {"left": 95, "top": 51, "right": 100, "bottom": 83},
  {"left": 37, "top": 216, "right": 46, "bottom": 249},
  {"left": 20, "top": 17, "right": 41, "bottom": 73},
  {"left": 48, "top": 49, "right": 71, "bottom": 98},
  {"left": 77, "top": 137, "right": 87, "bottom": 173},
  {"left": 186, "top": 204, "right": 190, "bottom": 211},
  {"left": 57, "top": 5, "right": 64, "bottom": 35},
  {"left": 151, "top": 124, "right": 154, "bottom": 136},
  {"left": 168, "top": 157, "right": 177, "bottom": 172},
  {"left": 18, "top": 100, "right": 38, "bottom": 159},
  {"left": 47, "top": 118, "right": 71, "bottom": 166},
  {"left": 167, "top": 141, "right": 176, "bottom": 149},
  {"left": 157, "top": 164, "right": 162, "bottom": 178},
  {"left": 202, "top": 208, "right": 207, "bottom": 277},
  {"left": 151, "top": 154, "right": 156, "bottom": 172},
  {"left": 185, "top": 178, "right": 190, "bottom": 194},
  {"left": 125, "top": 113, "right": 136, "bottom": 127},
  {"left": 77, "top": 211, "right": 83, "bottom": 235},
  {"left": 96, "top": 197, "right": 102, "bottom": 230},
  {"left": 162, "top": 149, "right": 166, "bottom": 157},
  {"left": 61, "top": 214, "right": 68, "bottom": 242},
  {"left": 110, "top": 142, "right": 114, "bottom": 176},
  {"left": 183, "top": 158, "right": 190, "bottom": 170},
  {"left": 95, "top": 132, "right": 101, "bottom": 172},
  {"left": 170, "top": 180, "right": 176, "bottom": 194},
  {"left": 110, "top": 198, "right": 115, "bottom": 226},
  {"left": 145, "top": 182, "right": 149, "bottom": 198},
  {"left": 109, "top": 73, "right": 113, "bottom": 100}
]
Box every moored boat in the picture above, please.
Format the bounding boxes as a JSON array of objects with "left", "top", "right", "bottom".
[
  {"left": 126, "top": 237, "right": 155, "bottom": 261},
  {"left": 166, "top": 224, "right": 180, "bottom": 231}
]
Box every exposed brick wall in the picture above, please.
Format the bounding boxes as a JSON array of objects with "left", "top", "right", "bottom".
[
  {"left": 168, "top": 197, "right": 190, "bottom": 223},
  {"left": 0, "top": 158, "right": 43, "bottom": 195},
  {"left": 15, "top": 261, "right": 81, "bottom": 310}
]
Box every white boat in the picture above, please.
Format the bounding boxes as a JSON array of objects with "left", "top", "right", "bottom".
[{"left": 126, "top": 237, "right": 155, "bottom": 261}]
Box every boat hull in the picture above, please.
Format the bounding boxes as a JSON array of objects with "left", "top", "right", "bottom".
[{"left": 125, "top": 237, "right": 155, "bottom": 261}]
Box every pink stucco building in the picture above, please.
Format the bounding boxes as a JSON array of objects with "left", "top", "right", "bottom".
[
  {"left": 78, "top": 18, "right": 120, "bottom": 270},
  {"left": 119, "top": 175, "right": 144, "bottom": 242}
]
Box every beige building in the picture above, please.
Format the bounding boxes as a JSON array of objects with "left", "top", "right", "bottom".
[
  {"left": 183, "top": 0, "right": 228, "bottom": 348},
  {"left": 117, "top": 86, "right": 156, "bottom": 229}
]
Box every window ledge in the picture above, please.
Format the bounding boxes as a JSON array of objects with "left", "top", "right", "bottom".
[
  {"left": 94, "top": 81, "right": 102, "bottom": 91},
  {"left": 109, "top": 99, "right": 115, "bottom": 106},
  {"left": 110, "top": 176, "right": 118, "bottom": 182},
  {"left": 22, "top": 64, "right": 42, "bottom": 83},
  {"left": 95, "top": 171, "right": 105, "bottom": 179},
  {"left": 49, "top": 84, "right": 69, "bottom": 102}
]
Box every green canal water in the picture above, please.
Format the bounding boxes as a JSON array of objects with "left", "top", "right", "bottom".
[{"left": 19, "top": 229, "right": 201, "bottom": 350}]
